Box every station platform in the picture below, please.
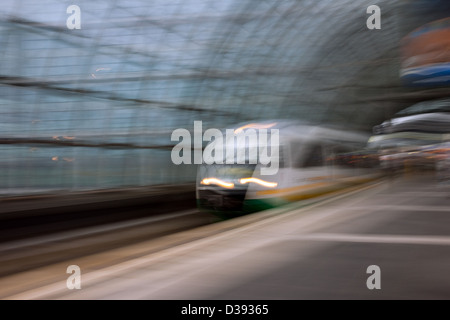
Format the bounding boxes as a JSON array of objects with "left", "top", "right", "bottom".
[{"left": 2, "top": 172, "right": 450, "bottom": 300}]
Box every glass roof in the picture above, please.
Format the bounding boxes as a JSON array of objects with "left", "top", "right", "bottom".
[
  {"left": 0, "top": 0, "right": 448, "bottom": 192},
  {"left": 0, "top": 0, "right": 408, "bottom": 139}
]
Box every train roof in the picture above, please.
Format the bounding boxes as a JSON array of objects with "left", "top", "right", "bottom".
[
  {"left": 373, "top": 112, "right": 450, "bottom": 135},
  {"left": 395, "top": 98, "right": 450, "bottom": 117},
  {"left": 229, "top": 119, "right": 369, "bottom": 144}
]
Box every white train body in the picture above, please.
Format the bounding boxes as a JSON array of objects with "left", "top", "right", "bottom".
[{"left": 196, "top": 121, "right": 379, "bottom": 215}]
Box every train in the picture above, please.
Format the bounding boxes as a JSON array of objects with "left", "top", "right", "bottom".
[
  {"left": 367, "top": 98, "right": 450, "bottom": 172},
  {"left": 196, "top": 120, "right": 380, "bottom": 217},
  {"left": 368, "top": 98, "right": 450, "bottom": 150}
]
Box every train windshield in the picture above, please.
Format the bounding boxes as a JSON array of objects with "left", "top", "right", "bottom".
[
  {"left": 197, "top": 164, "right": 256, "bottom": 188},
  {"left": 198, "top": 164, "right": 256, "bottom": 181}
]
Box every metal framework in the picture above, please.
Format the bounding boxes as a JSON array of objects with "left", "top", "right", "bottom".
[{"left": 0, "top": 0, "right": 446, "bottom": 192}]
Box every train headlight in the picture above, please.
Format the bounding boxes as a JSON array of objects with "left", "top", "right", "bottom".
[
  {"left": 239, "top": 178, "right": 278, "bottom": 188},
  {"left": 200, "top": 178, "right": 235, "bottom": 189}
]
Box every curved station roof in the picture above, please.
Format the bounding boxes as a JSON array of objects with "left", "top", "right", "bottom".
[{"left": 0, "top": 0, "right": 449, "bottom": 191}]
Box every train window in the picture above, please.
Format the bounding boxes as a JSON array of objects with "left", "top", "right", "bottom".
[
  {"left": 303, "top": 144, "right": 323, "bottom": 168},
  {"left": 259, "top": 145, "right": 285, "bottom": 169},
  {"left": 290, "top": 143, "right": 323, "bottom": 168},
  {"left": 279, "top": 146, "right": 286, "bottom": 168},
  {"left": 290, "top": 141, "right": 304, "bottom": 168}
]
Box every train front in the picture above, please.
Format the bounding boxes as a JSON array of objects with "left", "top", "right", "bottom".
[
  {"left": 196, "top": 164, "right": 257, "bottom": 215},
  {"left": 196, "top": 123, "right": 281, "bottom": 216}
]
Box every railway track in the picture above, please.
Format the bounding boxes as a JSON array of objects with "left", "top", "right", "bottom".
[{"left": 0, "top": 208, "right": 216, "bottom": 278}]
